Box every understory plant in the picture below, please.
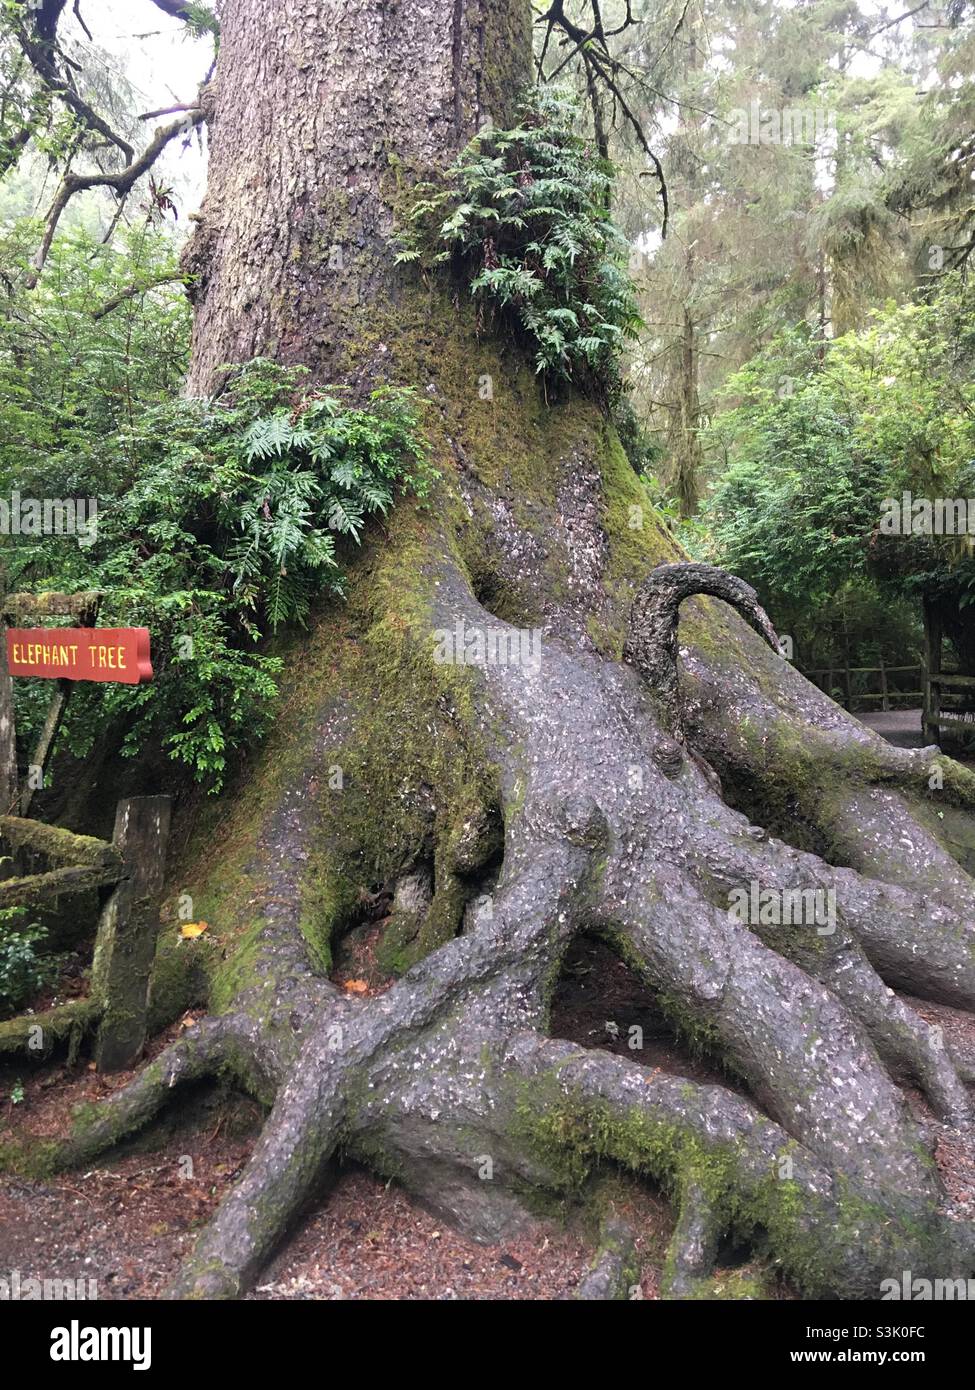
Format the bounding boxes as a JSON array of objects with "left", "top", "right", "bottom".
[
  {"left": 395, "top": 88, "right": 642, "bottom": 392},
  {"left": 0, "top": 906, "right": 52, "bottom": 1017},
  {"left": 5, "top": 361, "right": 435, "bottom": 789}
]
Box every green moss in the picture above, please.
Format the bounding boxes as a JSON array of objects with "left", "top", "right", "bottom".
[
  {"left": 209, "top": 917, "right": 270, "bottom": 1016},
  {"left": 0, "top": 1134, "right": 63, "bottom": 1178},
  {"left": 0, "top": 997, "right": 100, "bottom": 1058},
  {"left": 676, "top": 1267, "right": 769, "bottom": 1300},
  {"left": 0, "top": 816, "right": 120, "bottom": 870},
  {"left": 296, "top": 857, "right": 359, "bottom": 977},
  {"left": 506, "top": 1067, "right": 943, "bottom": 1299},
  {"left": 599, "top": 426, "right": 683, "bottom": 592},
  {"left": 344, "top": 1128, "right": 409, "bottom": 1186},
  {"left": 147, "top": 932, "right": 212, "bottom": 1033}
]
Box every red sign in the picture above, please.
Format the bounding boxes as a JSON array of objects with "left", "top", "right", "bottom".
[{"left": 6, "top": 627, "right": 153, "bottom": 685}]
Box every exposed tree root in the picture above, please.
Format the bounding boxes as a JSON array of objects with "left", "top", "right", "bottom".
[
  {"left": 625, "top": 562, "right": 781, "bottom": 743},
  {"left": 4, "top": 544, "right": 974, "bottom": 1300},
  {"left": 507, "top": 1035, "right": 963, "bottom": 1299},
  {"left": 575, "top": 1214, "right": 639, "bottom": 1300},
  {"left": 662, "top": 1180, "right": 722, "bottom": 1299}
]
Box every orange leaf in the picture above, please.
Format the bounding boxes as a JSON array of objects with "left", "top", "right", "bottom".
[{"left": 343, "top": 979, "right": 369, "bottom": 993}]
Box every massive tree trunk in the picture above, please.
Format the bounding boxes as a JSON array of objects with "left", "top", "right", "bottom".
[
  {"left": 183, "top": 0, "right": 531, "bottom": 392},
  {"left": 6, "top": 0, "right": 975, "bottom": 1299}
]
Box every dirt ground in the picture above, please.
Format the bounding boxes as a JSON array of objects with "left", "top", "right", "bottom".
[{"left": 1, "top": 935, "right": 973, "bottom": 1300}]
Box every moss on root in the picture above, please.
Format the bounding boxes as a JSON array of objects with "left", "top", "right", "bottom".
[
  {"left": 0, "top": 998, "right": 100, "bottom": 1061},
  {"left": 508, "top": 1069, "right": 945, "bottom": 1300}
]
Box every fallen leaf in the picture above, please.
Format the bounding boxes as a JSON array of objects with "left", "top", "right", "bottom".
[
  {"left": 343, "top": 979, "right": 369, "bottom": 993},
  {"left": 179, "top": 921, "right": 209, "bottom": 940}
]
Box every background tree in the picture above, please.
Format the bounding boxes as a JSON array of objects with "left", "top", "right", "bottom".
[{"left": 709, "top": 273, "right": 975, "bottom": 685}]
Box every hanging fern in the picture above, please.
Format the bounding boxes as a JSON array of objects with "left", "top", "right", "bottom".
[
  {"left": 211, "top": 371, "right": 434, "bottom": 630},
  {"left": 395, "top": 88, "right": 642, "bottom": 393}
]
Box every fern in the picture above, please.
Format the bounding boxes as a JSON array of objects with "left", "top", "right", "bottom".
[
  {"left": 394, "top": 88, "right": 641, "bottom": 393},
  {"left": 6, "top": 360, "right": 436, "bottom": 791}
]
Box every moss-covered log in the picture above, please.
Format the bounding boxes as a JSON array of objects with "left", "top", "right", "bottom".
[
  {"left": 0, "top": 998, "right": 100, "bottom": 1060},
  {"left": 0, "top": 591, "right": 100, "bottom": 622},
  {"left": 0, "top": 814, "right": 120, "bottom": 869}
]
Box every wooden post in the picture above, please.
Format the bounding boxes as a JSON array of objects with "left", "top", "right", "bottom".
[
  {"left": 922, "top": 598, "right": 942, "bottom": 746},
  {"left": 0, "top": 622, "right": 17, "bottom": 817},
  {"left": 879, "top": 655, "right": 889, "bottom": 712},
  {"left": 0, "top": 570, "right": 17, "bottom": 815},
  {"left": 6, "top": 591, "right": 98, "bottom": 818},
  {"left": 92, "top": 796, "right": 171, "bottom": 1073}
]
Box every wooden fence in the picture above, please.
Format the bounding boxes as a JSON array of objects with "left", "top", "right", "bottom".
[
  {"left": 798, "top": 661, "right": 923, "bottom": 712},
  {"left": 801, "top": 650, "right": 975, "bottom": 749},
  {"left": 0, "top": 796, "right": 171, "bottom": 1071}
]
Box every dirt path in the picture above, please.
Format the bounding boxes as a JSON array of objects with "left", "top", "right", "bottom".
[{"left": 856, "top": 707, "right": 927, "bottom": 748}]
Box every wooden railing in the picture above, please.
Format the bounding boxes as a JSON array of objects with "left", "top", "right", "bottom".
[
  {"left": 924, "top": 671, "right": 975, "bottom": 743},
  {"left": 0, "top": 796, "right": 170, "bottom": 1071},
  {"left": 798, "top": 661, "right": 923, "bottom": 712}
]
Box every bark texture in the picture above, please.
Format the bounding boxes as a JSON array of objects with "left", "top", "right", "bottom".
[
  {"left": 185, "top": 0, "right": 530, "bottom": 392},
  {"left": 4, "top": 0, "right": 975, "bottom": 1301}
]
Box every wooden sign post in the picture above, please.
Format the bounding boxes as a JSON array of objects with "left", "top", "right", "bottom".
[
  {"left": 0, "top": 592, "right": 151, "bottom": 817},
  {"left": 0, "top": 573, "right": 21, "bottom": 813},
  {"left": 0, "top": 591, "right": 165, "bottom": 1073},
  {"left": 0, "top": 624, "right": 16, "bottom": 815},
  {"left": 92, "top": 796, "right": 172, "bottom": 1072}
]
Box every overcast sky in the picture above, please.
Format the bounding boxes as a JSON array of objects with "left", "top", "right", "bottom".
[{"left": 65, "top": 0, "right": 214, "bottom": 212}]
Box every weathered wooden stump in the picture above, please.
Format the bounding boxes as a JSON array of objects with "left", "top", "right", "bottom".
[{"left": 92, "top": 796, "right": 172, "bottom": 1073}]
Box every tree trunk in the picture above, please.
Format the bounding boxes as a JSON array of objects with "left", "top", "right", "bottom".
[
  {"left": 7, "top": 0, "right": 975, "bottom": 1300},
  {"left": 184, "top": 0, "right": 530, "bottom": 393},
  {"left": 666, "top": 300, "right": 704, "bottom": 517}
]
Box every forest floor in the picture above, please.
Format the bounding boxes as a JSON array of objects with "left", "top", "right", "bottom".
[{"left": 1, "top": 936, "right": 974, "bottom": 1300}]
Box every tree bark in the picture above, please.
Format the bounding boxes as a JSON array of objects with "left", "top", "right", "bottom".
[
  {"left": 184, "top": 0, "right": 530, "bottom": 392},
  {"left": 5, "top": 0, "right": 974, "bottom": 1301}
]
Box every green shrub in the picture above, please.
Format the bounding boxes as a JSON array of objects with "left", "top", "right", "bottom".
[
  {"left": 0, "top": 907, "right": 53, "bottom": 1017},
  {"left": 6, "top": 361, "right": 436, "bottom": 789}
]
